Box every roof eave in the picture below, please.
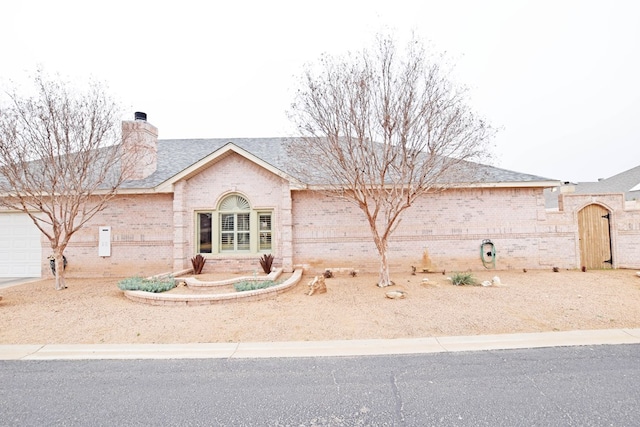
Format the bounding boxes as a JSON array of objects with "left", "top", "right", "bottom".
[
  {"left": 298, "top": 180, "right": 562, "bottom": 191},
  {"left": 463, "top": 180, "right": 562, "bottom": 189}
]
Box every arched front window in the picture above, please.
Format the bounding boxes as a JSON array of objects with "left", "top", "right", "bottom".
[
  {"left": 196, "top": 194, "right": 273, "bottom": 255},
  {"left": 219, "top": 195, "right": 251, "bottom": 251}
]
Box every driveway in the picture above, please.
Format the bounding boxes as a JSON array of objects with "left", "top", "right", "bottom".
[{"left": 0, "top": 277, "right": 39, "bottom": 289}]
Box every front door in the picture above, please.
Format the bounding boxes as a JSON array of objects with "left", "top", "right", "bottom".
[{"left": 578, "top": 204, "right": 613, "bottom": 269}]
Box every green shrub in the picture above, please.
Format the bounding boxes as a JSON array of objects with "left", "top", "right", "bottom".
[
  {"left": 117, "top": 276, "right": 176, "bottom": 293},
  {"left": 233, "top": 280, "right": 280, "bottom": 292},
  {"left": 450, "top": 272, "right": 477, "bottom": 286}
]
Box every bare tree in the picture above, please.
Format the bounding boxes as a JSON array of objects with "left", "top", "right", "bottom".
[
  {"left": 0, "top": 72, "right": 142, "bottom": 290},
  {"left": 288, "top": 35, "right": 494, "bottom": 287}
]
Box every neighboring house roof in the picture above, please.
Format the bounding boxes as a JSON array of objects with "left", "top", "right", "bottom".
[
  {"left": 545, "top": 164, "right": 640, "bottom": 208},
  {"left": 592, "top": 165, "right": 640, "bottom": 200},
  {"left": 121, "top": 137, "right": 558, "bottom": 192}
]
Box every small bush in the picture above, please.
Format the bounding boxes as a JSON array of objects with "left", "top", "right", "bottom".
[
  {"left": 450, "top": 272, "right": 477, "bottom": 286},
  {"left": 117, "top": 276, "right": 176, "bottom": 293},
  {"left": 259, "top": 254, "right": 274, "bottom": 274},
  {"left": 234, "top": 280, "right": 280, "bottom": 292}
]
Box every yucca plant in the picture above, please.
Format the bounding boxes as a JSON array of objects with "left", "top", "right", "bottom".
[
  {"left": 259, "top": 254, "right": 274, "bottom": 274},
  {"left": 191, "top": 254, "right": 206, "bottom": 275}
]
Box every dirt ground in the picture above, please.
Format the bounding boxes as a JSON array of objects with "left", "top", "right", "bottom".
[{"left": 1, "top": 268, "right": 640, "bottom": 345}]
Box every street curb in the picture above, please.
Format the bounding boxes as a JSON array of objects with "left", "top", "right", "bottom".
[{"left": 2, "top": 328, "right": 639, "bottom": 360}]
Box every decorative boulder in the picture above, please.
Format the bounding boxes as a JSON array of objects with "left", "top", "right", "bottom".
[
  {"left": 385, "top": 290, "right": 407, "bottom": 299},
  {"left": 307, "top": 275, "right": 327, "bottom": 296}
]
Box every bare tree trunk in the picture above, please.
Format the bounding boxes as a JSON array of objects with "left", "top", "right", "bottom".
[
  {"left": 376, "top": 239, "right": 393, "bottom": 287},
  {"left": 53, "top": 250, "right": 66, "bottom": 290},
  {"left": 378, "top": 250, "right": 392, "bottom": 287}
]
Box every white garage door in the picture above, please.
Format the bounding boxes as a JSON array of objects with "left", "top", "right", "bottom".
[{"left": 0, "top": 213, "right": 42, "bottom": 277}]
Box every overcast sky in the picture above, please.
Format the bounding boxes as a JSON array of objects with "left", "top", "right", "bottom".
[{"left": 2, "top": 0, "right": 639, "bottom": 183}]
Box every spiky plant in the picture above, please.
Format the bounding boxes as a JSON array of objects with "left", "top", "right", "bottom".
[
  {"left": 191, "top": 254, "right": 206, "bottom": 275},
  {"left": 259, "top": 254, "right": 274, "bottom": 274}
]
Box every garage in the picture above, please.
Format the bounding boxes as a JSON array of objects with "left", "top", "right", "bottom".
[{"left": 0, "top": 213, "right": 42, "bottom": 277}]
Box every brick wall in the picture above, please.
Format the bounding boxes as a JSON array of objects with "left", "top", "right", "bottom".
[
  {"left": 291, "top": 187, "right": 586, "bottom": 274},
  {"left": 121, "top": 119, "right": 158, "bottom": 181},
  {"left": 552, "top": 193, "right": 640, "bottom": 269},
  {"left": 52, "top": 193, "right": 174, "bottom": 278}
]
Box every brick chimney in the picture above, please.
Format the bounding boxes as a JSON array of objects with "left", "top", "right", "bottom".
[{"left": 121, "top": 112, "right": 158, "bottom": 181}]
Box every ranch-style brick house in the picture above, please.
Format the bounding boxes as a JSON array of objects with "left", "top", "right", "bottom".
[{"left": 2, "top": 114, "right": 640, "bottom": 278}]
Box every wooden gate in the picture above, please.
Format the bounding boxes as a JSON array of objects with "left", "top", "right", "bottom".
[{"left": 578, "top": 204, "right": 613, "bottom": 269}]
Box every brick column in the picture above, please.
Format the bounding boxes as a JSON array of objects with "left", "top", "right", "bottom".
[
  {"left": 173, "top": 180, "right": 188, "bottom": 272},
  {"left": 281, "top": 184, "right": 294, "bottom": 272}
]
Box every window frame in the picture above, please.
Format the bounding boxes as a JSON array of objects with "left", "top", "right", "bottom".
[
  {"left": 220, "top": 211, "right": 251, "bottom": 252},
  {"left": 195, "top": 195, "right": 274, "bottom": 255},
  {"left": 197, "top": 212, "right": 213, "bottom": 254},
  {"left": 258, "top": 211, "right": 273, "bottom": 252}
]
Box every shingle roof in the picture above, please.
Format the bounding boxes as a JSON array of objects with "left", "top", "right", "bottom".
[
  {"left": 121, "top": 137, "right": 556, "bottom": 190},
  {"left": 544, "top": 164, "right": 640, "bottom": 208},
  {"left": 120, "top": 138, "right": 291, "bottom": 188},
  {"left": 458, "top": 162, "right": 555, "bottom": 184},
  {"left": 591, "top": 165, "right": 640, "bottom": 199}
]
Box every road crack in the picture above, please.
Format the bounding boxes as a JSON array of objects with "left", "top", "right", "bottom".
[
  {"left": 527, "top": 374, "right": 574, "bottom": 424},
  {"left": 390, "top": 372, "right": 405, "bottom": 424}
]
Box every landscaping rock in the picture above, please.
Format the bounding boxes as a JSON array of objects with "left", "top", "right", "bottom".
[
  {"left": 307, "top": 276, "right": 327, "bottom": 296},
  {"left": 385, "top": 290, "right": 407, "bottom": 299}
]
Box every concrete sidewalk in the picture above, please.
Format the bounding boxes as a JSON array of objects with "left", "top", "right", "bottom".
[{"left": 2, "top": 328, "right": 640, "bottom": 360}]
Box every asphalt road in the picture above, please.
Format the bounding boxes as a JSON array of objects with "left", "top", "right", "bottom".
[{"left": 2, "top": 344, "right": 639, "bottom": 426}]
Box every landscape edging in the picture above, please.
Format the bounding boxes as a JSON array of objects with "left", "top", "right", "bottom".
[{"left": 124, "top": 269, "right": 303, "bottom": 306}]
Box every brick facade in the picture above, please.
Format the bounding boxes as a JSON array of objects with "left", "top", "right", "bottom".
[
  {"left": 550, "top": 193, "right": 640, "bottom": 270},
  {"left": 46, "top": 193, "right": 174, "bottom": 278},
  {"left": 289, "top": 188, "right": 640, "bottom": 275},
  {"left": 175, "top": 153, "right": 293, "bottom": 275},
  {"left": 292, "top": 187, "right": 585, "bottom": 274},
  {"left": 36, "top": 146, "right": 640, "bottom": 278}
]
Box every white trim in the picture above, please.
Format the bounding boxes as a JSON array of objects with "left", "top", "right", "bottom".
[{"left": 300, "top": 180, "right": 561, "bottom": 191}]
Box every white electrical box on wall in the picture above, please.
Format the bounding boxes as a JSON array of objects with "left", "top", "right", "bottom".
[{"left": 99, "top": 226, "right": 111, "bottom": 257}]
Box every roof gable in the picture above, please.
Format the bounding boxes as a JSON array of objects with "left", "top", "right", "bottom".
[{"left": 155, "top": 142, "right": 302, "bottom": 192}]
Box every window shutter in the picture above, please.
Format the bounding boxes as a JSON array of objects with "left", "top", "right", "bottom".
[{"left": 220, "top": 195, "right": 250, "bottom": 211}]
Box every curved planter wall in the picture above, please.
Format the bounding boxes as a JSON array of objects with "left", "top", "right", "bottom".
[{"left": 124, "top": 269, "right": 303, "bottom": 306}]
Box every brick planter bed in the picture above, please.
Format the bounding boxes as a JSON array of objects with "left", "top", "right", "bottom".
[
  {"left": 182, "top": 268, "right": 283, "bottom": 290},
  {"left": 123, "top": 269, "right": 303, "bottom": 306}
]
